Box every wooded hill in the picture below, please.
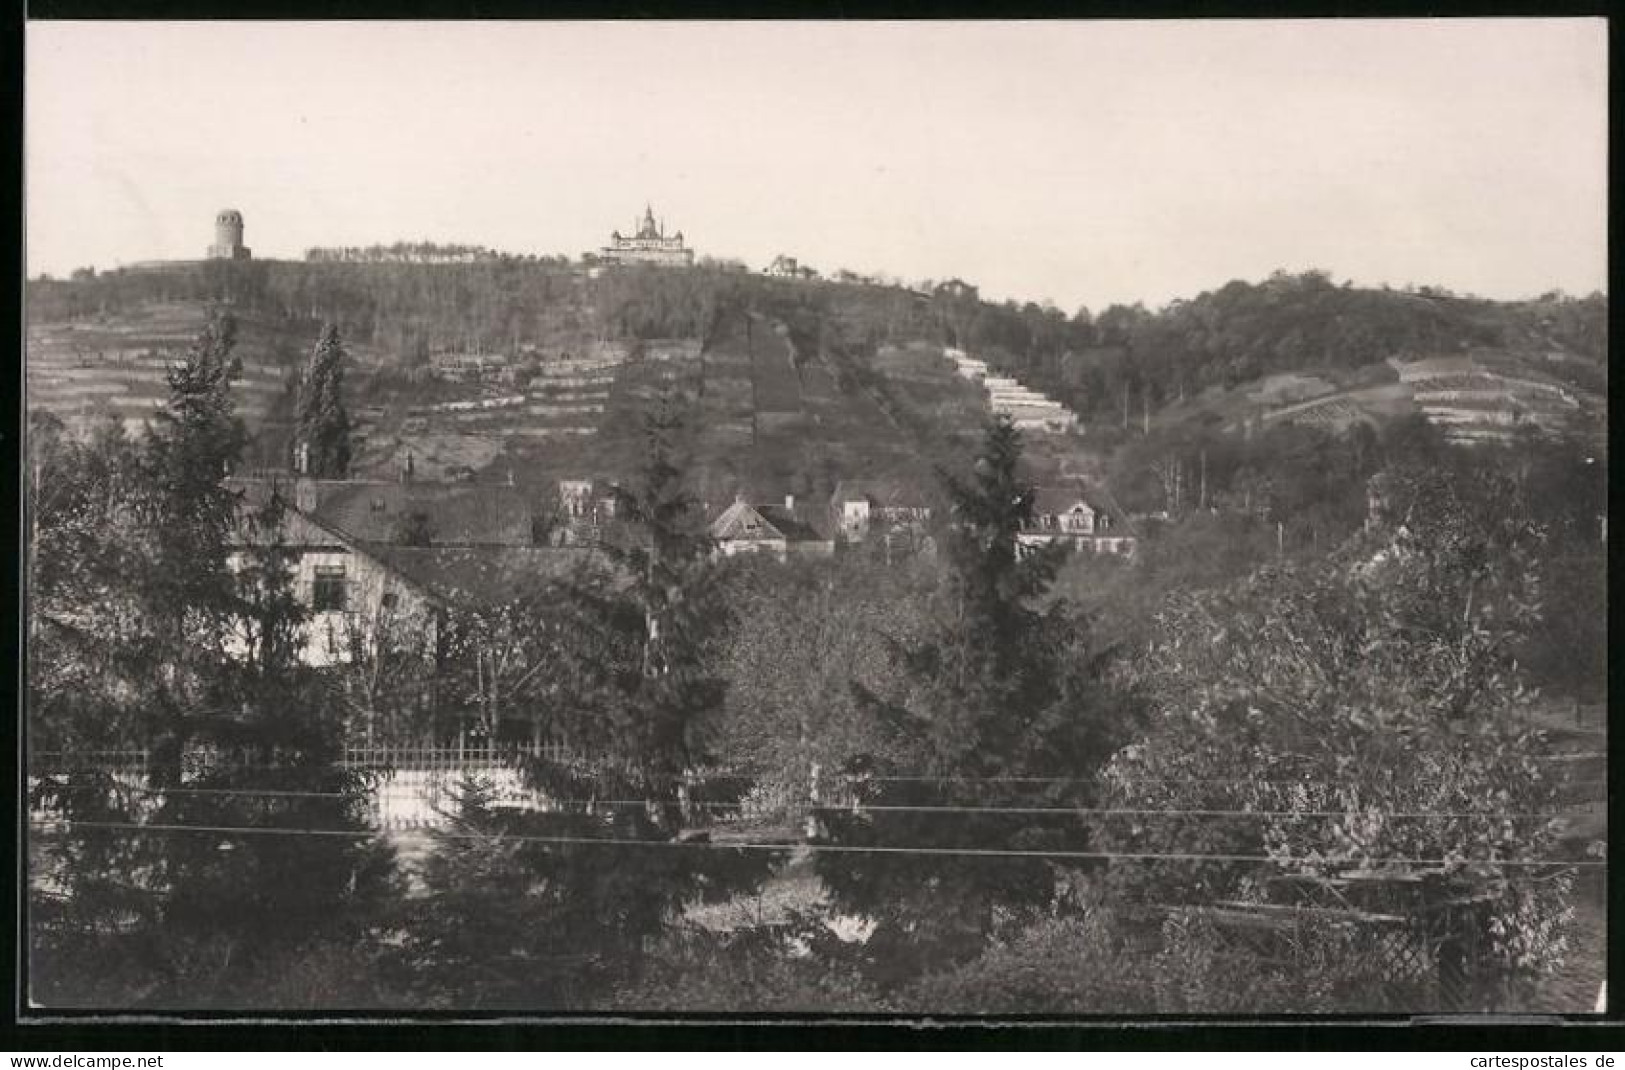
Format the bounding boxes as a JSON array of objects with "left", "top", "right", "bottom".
[{"left": 26, "top": 261, "right": 1607, "bottom": 499}]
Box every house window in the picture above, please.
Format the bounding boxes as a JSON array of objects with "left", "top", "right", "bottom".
[
  {"left": 313, "top": 565, "right": 348, "bottom": 612},
  {"left": 381, "top": 591, "right": 399, "bottom": 610},
  {"left": 370, "top": 497, "right": 388, "bottom": 513}
]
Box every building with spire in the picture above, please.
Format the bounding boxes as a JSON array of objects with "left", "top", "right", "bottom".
[{"left": 592, "top": 205, "right": 695, "bottom": 268}]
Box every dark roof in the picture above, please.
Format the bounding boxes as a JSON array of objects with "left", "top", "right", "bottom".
[
  {"left": 308, "top": 481, "right": 534, "bottom": 546},
  {"left": 710, "top": 499, "right": 832, "bottom": 544},
  {"left": 361, "top": 545, "right": 609, "bottom": 609},
  {"left": 754, "top": 504, "right": 832, "bottom": 543}
]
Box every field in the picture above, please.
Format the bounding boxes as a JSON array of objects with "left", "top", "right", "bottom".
[
  {"left": 1147, "top": 347, "right": 1605, "bottom": 448},
  {"left": 27, "top": 302, "right": 302, "bottom": 437}
]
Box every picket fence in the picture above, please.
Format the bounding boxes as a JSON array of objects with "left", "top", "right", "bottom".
[{"left": 28, "top": 745, "right": 811, "bottom": 833}]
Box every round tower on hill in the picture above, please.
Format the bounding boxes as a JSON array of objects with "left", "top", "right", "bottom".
[{"left": 208, "top": 209, "right": 252, "bottom": 260}]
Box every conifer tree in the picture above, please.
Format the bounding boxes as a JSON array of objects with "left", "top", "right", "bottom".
[
  {"left": 136, "top": 311, "right": 249, "bottom": 783},
  {"left": 140, "top": 485, "right": 401, "bottom": 1008},
  {"left": 816, "top": 417, "right": 1125, "bottom": 987},
  {"left": 297, "top": 324, "right": 353, "bottom": 478},
  {"left": 396, "top": 400, "right": 772, "bottom": 1009},
  {"left": 32, "top": 318, "right": 400, "bottom": 1007}
]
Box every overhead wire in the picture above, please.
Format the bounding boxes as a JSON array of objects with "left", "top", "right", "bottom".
[
  {"left": 27, "top": 817, "right": 1605, "bottom": 869},
  {"left": 25, "top": 781, "right": 1595, "bottom": 821}
]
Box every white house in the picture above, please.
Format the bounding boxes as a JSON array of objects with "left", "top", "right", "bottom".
[
  {"left": 828, "top": 479, "right": 932, "bottom": 542},
  {"left": 710, "top": 495, "right": 835, "bottom": 560},
  {"left": 226, "top": 479, "right": 443, "bottom": 668},
  {"left": 1019, "top": 487, "right": 1136, "bottom": 556}
]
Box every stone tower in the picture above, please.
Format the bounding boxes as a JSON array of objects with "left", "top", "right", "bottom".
[{"left": 208, "top": 209, "right": 252, "bottom": 260}]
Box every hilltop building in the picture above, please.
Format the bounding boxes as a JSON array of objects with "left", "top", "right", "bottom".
[
  {"left": 765, "top": 255, "right": 819, "bottom": 280},
  {"left": 208, "top": 209, "right": 252, "bottom": 261},
  {"left": 593, "top": 206, "right": 694, "bottom": 268}
]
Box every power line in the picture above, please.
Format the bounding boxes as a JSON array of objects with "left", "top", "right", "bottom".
[
  {"left": 30, "top": 763, "right": 1601, "bottom": 792},
  {"left": 28, "top": 783, "right": 1593, "bottom": 821},
  {"left": 28, "top": 818, "right": 1604, "bottom": 869}
]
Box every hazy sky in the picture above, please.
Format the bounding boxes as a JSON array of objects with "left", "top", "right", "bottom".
[{"left": 27, "top": 20, "right": 1607, "bottom": 309}]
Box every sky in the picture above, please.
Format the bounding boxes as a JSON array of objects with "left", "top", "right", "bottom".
[{"left": 26, "top": 20, "right": 1608, "bottom": 309}]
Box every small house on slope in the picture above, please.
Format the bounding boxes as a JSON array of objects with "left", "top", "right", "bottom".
[
  {"left": 828, "top": 479, "right": 932, "bottom": 542},
  {"left": 710, "top": 495, "right": 835, "bottom": 560},
  {"left": 1020, "top": 486, "right": 1136, "bottom": 556}
]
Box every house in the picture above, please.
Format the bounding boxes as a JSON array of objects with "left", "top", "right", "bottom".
[
  {"left": 710, "top": 495, "right": 835, "bottom": 560},
  {"left": 429, "top": 351, "right": 513, "bottom": 384},
  {"left": 363, "top": 544, "right": 606, "bottom": 611},
  {"left": 1020, "top": 487, "right": 1136, "bottom": 556},
  {"left": 829, "top": 479, "right": 932, "bottom": 542},
  {"left": 558, "top": 479, "right": 596, "bottom": 518},
  {"left": 764, "top": 255, "right": 801, "bottom": 278},
  {"left": 934, "top": 278, "right": 980, "bottom": 302},
  {"left": 227, "top": 478, "right": 445, "bottom": 668},
  {"left": 295, "top": 479, "right": 537, "bottom": 547},
  {"left": 551, "top": 478, "right": 621, "bottom": 546},
  {"left": 228, "top": 477, "right": 613, "bottom": 668}
]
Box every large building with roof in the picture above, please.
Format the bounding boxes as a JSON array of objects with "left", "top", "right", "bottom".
[
  {"left": 1020, "top": 486, "right": 1136, "bottom": 556},
  {"left": 592, "top": 205, "right": 695, "bottom": 268},
  {"left": 228, "top": 476, "right": 612, "bottom": 670},
  {"left": 290, "top": 479, "right": 536, "bottom": 547}
]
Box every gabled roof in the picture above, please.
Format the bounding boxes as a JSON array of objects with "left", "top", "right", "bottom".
[
  {"left": 228, "top": 478, "right": 352, "bottom": 550},
  {"left": 361, "top": 545, "right": 608, "bottom": 610},
  {"left": 755, "top": 504, "right": 831, "bottom": 543},
  {"left": 830, "top": 478, "right": 930, "bottom": 510},
  {"left": 307, "top": 481, "right": 534, "bottom": 546},
  {"left": 1032, "top": 485, "right": 1104, "bottom": 517},
  {"left": 710, "top": 500, "right": 831, "bottom": 544},
  {"left": 710, "top": 500, "right": 784, "bottom": 542},
  {"left": 225, "top": 478, "right": 446, "bottom": 606}
]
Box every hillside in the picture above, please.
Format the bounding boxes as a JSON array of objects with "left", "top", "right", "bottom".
[
  {"left": 24, "top": 263, "right": 1607, "bottom": 505},
  {"left": 1143, "top": 347, "right": 1606, "bottom": 448}
]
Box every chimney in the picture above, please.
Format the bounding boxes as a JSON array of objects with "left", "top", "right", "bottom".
[
  {"left": 784, "top": 493, "right": 795, "bottom": 512},
  {"left": 294, "top": 477, "right": 317, "bottom": 514},
  {"left": 403, "top": 451, "right": 415, "bottom": 484}
]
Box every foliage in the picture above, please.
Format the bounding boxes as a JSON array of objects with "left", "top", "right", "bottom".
[
  {"left": 390, "top": 509, "right": 434, "bottom": 546},
  {"left": 612, "top": 926, "right": 884, "bottom": 1013},
  {"left": 584, "top": 400, "right": 733, "bottom": 792},
  {"left": 813, "top": 419, "right": 1127, "bottom": 988},
  {"left": 394, "top": 776, "right": 775, "bottom": 1010},
  {"left": 296, "top": 324, "right": 354, "bottom": 478},
  {"left": 28, "top": 314, "right": 402, "bottom": 1009},
  {"left": 327, "top": 589, "right": 439, "bottom": 747},
  {"left": 1098, "top": 460, "right": 1572, "bottom": 988},
  {"left": 27, "top": 413, "right": 155, "bottom": 750},
  {"left": 707, "top": 552, "right": 935, "bottom": 782}
]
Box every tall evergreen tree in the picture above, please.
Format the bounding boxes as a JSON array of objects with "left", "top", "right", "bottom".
[
  {"left": 297, "top": 324, "right": 353, "bottom": 478},
  {"left": 136, "top": 485, "right": 400, "bottom": 1008},
  {"left": 396, "top": 400, "right": 772, "bottom": 1009},
  {"left": 816, "top": 417, "right": 1126, "bottom": 987},
  {"left": 32, "top": 319, "right": 400, "bottom": 1007},
  {"left": 136, "top": 311, "right": 248, "bottom": 784}
]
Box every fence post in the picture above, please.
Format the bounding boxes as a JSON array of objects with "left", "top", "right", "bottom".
[{"left": 805, "top": 761, "right": 821, "bottom": 840}]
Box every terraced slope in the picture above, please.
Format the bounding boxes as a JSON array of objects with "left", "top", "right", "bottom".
[{"left": 27, "top": 303, "right": 297, "bottom": 437}]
